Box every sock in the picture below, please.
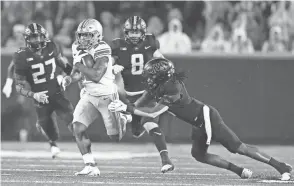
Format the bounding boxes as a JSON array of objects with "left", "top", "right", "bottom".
[
  {"left": 49, "top": 141, "right": 57, "bottom": 147},
  {"left": 82, "top": 153, "right": 95, "bottom": 165},
  {"left": 228, "top": 163, "right": 243, "bottom": 177},
  {"left": 269, "top": 157, "right": 287, "bottom": 174},
  {"left": 149, "top": 127, "right": 169, "bottom": 163}
]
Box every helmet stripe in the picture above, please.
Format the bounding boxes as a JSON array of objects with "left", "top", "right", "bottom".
[
  {"left": 80, "top": 19, "right": 89, "bottom": 29},
  {"left": 33, "top": 23, "right": 37, "bottom": 33},
  {"left": 133, "top": 16, "right": 137, "bottom": 27}
]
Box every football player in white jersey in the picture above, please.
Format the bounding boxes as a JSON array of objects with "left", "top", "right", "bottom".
[{"left": 63, "top": 19, "right": 131, "bottom": 176}]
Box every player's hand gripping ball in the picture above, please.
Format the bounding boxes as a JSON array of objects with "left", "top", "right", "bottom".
[
  {"left": 108, "top": 100, "right": 127, "bottom": 112},
  {"left": 81, "top": 54, "right": 95, "bottom": 67}
]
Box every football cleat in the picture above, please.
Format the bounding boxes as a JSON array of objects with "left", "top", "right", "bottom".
[
  {"left": 161, "top": 163, "right": 175, "bottom": 173},
  {"left": 75, "top": 164, "right": 100, "bottom": 176},
  {"left": 280, "top": 163, "right": 292, "bottom": 181},
  {"left": 51, "top": 146, "right": 61, "bottom": 159},
  {"left": 240, "top": 168, "right": 253, "bottom": 179},
  {"left": 132, "top": 125, "right": 145, "bottom": 138}
]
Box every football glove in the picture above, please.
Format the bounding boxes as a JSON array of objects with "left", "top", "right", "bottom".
[
  {"left": 113, "top": 65, "right": 124, "bottom": 74},
  {"left": 2, "top": 78, "right": 13, "bottom": 98},
  {"left": 108, "top": 100, "right": 127, "bottom": 112},
  {"left": 33, "top": 91, "right": 49, "bottom": 104},
  {"left": 61, "top": 76, "right": 72, "bottom": 90}
]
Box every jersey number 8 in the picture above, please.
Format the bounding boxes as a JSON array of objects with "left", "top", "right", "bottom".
[
  {"left": 131, "top": 54, "right": 144, "bottom": 75},
  {"left": 31, "top": 58, "right": 56, "bottom": 84}
]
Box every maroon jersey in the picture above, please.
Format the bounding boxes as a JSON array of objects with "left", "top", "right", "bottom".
[
  {"left": 152, "top": 79, "right": 205, "bottom": 128},
  {"left": 111, "top": 34, "right": 160, "bottom": 92},
  {"left": 14, "top": 41, "right": 63, "bottom": 96}
]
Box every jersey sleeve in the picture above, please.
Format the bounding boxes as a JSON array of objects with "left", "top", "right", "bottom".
[
  {"left": 110, "top": 39, "right": 120, "bottom": 58},
  {"left": 146, "top": 34, "right": 160, "bottom": 53},
  {"left": 93, "top": 41, "right": 111, "bottom": 60},
  {"left": 13, "top": 51, "right": 28, "bottom": 77}
]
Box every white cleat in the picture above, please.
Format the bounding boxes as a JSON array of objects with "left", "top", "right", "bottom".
[
  {"left": 75, "top": 165, "right": 100, "bottom": 176},
  {"left": 161, "top": 164, "right": 175, "bottom": 173},
  {"left": 51, "top": 146, "right": 61, "bottom": 159},
  {"left": 281, "top": 172, "right": 291, "bottom": 181},
  {"left": 240, "top": 168, "right": 253, "bottom": 179},
  {"left": 280, "top": 164, "right": 292, "bottom": 181}
]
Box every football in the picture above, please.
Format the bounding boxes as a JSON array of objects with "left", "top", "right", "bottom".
[{"left": 81, "top": 54, "right": 95, "bottom": 68}]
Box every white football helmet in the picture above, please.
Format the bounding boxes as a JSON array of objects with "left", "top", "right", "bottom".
[{"left": 75, "top": 19, "right": 103, "bottom": 50}]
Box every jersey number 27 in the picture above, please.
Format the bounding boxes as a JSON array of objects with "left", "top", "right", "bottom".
[
  {"left": 131, "top": 54, "right": 144, "bottom": 75},
  {"left": 32, "top": 58, "right": 56, "bottom": 84}
]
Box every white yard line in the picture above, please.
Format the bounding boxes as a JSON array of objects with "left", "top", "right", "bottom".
[
  {"left": 0, "top": 150, "right": 158, "bottom": 160},
  {"left": 1, "top": 180, "right": 195, "bottom": 185}
]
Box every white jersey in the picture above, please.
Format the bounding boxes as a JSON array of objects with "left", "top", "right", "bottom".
[{"left": 72, "top": 41, "right": 116, "bottom": 96}]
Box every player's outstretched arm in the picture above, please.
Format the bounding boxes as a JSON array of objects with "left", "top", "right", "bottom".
[
  {"left": 109, "top": 99, "right": 169, "bottom": 118},
  {"left": 75, "top": 56, "right": 108, "bottom": 83},
  {"left": 2, "top": 60, "right": 15, "bottom": 98}
]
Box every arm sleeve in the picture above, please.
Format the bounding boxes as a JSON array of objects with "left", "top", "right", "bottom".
[
  {"left": 13, "top": 52, "right": 28, "bottom": 77},
  {"left": 148, "top": 34, "right": 160, "bottom": 54},
  {"left": 7, "top": 60, "right": 15, "bottom": 79},
  {"left": 110, "top": 39, "right": 120, "bottom": 58}
]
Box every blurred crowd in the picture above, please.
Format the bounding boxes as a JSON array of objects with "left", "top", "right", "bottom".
[{"left": 2, "top": 1, "right": 294, "bottom": 54}]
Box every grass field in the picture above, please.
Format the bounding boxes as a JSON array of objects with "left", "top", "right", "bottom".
[{"left": 1, "top": 142, "right": 294, "bottom": 186}]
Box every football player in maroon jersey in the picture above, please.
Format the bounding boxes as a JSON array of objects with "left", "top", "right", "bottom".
[
  {"left": 13, "top": 23, "right": 74, "bottom": 158},
  {"left": 110, "top": 16, "right": 174, "bottom": 173},
  {"left": 109, "top": 58, "right": 292, "bottom": 181}
]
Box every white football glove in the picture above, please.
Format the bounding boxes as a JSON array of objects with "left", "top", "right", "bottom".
[
  {"left": 61, "top": 76, "right": 72, "bottom": 90},
  {"left": 56, "top": 75, "right": 64, "bottom": 86},
  {"left": 108, "top": 100, "right": 127, "bottom": 112},
  {"left": 113, "top": 65, "right": 124, "bottom": 74},
  {"left": 2, "top": 78, "right": 13, "bottom": 98},
  {"left": 33, "top": 91, "right": 49, "bottom": 104}
]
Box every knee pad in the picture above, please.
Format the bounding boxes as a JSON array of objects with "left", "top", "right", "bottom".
[{"left": 143, "top": 122, "right": 159, "bottom": 133}]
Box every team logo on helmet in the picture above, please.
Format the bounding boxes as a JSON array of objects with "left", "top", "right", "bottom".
[
  {"left": 124, "top": 16, "right": 147, "bottom": 45},
  {"left": 23, "top": 23, "right": 49, "bottom": 51}
]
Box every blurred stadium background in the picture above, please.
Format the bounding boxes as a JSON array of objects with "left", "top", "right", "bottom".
[{"left": 1, "top": 1, "right": 294, "bottom": 144}]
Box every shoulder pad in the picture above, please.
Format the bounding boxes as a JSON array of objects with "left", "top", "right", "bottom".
[
  {"left": 15, "top": 47, "right": 26, "bottom": 54},
  {"left": 111, "top": 38, "right": 122, "bottom": 49},
  {"left": 145, "top": 34, "right": 159, "bottom": 49}
]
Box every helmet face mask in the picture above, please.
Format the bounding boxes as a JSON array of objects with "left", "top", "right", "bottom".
[
  {"left": 143, "top": 58, "right": 175, "bottom": 91},
  {"left": 126, "top": 30, "right": 143, "bottom": 44},
  {"left": 76, "top": 19, "right": 103, "bottom": 50},
  {"left": 124, "top": 16, "right": 146, "bottom": 45},
  {"left": 24, "top": 23, "right": 48, "bottom": 51}
]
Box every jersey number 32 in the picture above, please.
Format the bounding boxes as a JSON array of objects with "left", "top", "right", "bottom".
[
  {"left": 31, "top": 58, "right": 56, "bottom": 84},
  {"left": 131, "top": 54, "right": 144, "bottom": 75}
]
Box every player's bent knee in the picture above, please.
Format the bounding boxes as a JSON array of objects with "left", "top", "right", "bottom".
[
  {"left": 73, "top": 122, "right": 87, "bottom": 138},
  {"left": 143, "top": 122, "right": 159, "bottom": 133},
  {"left": 109, "top": 134, "right": 121, "bottom": 142},
  {"left": 191, "top": 148, "right": 206, "bottom": 162}
]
